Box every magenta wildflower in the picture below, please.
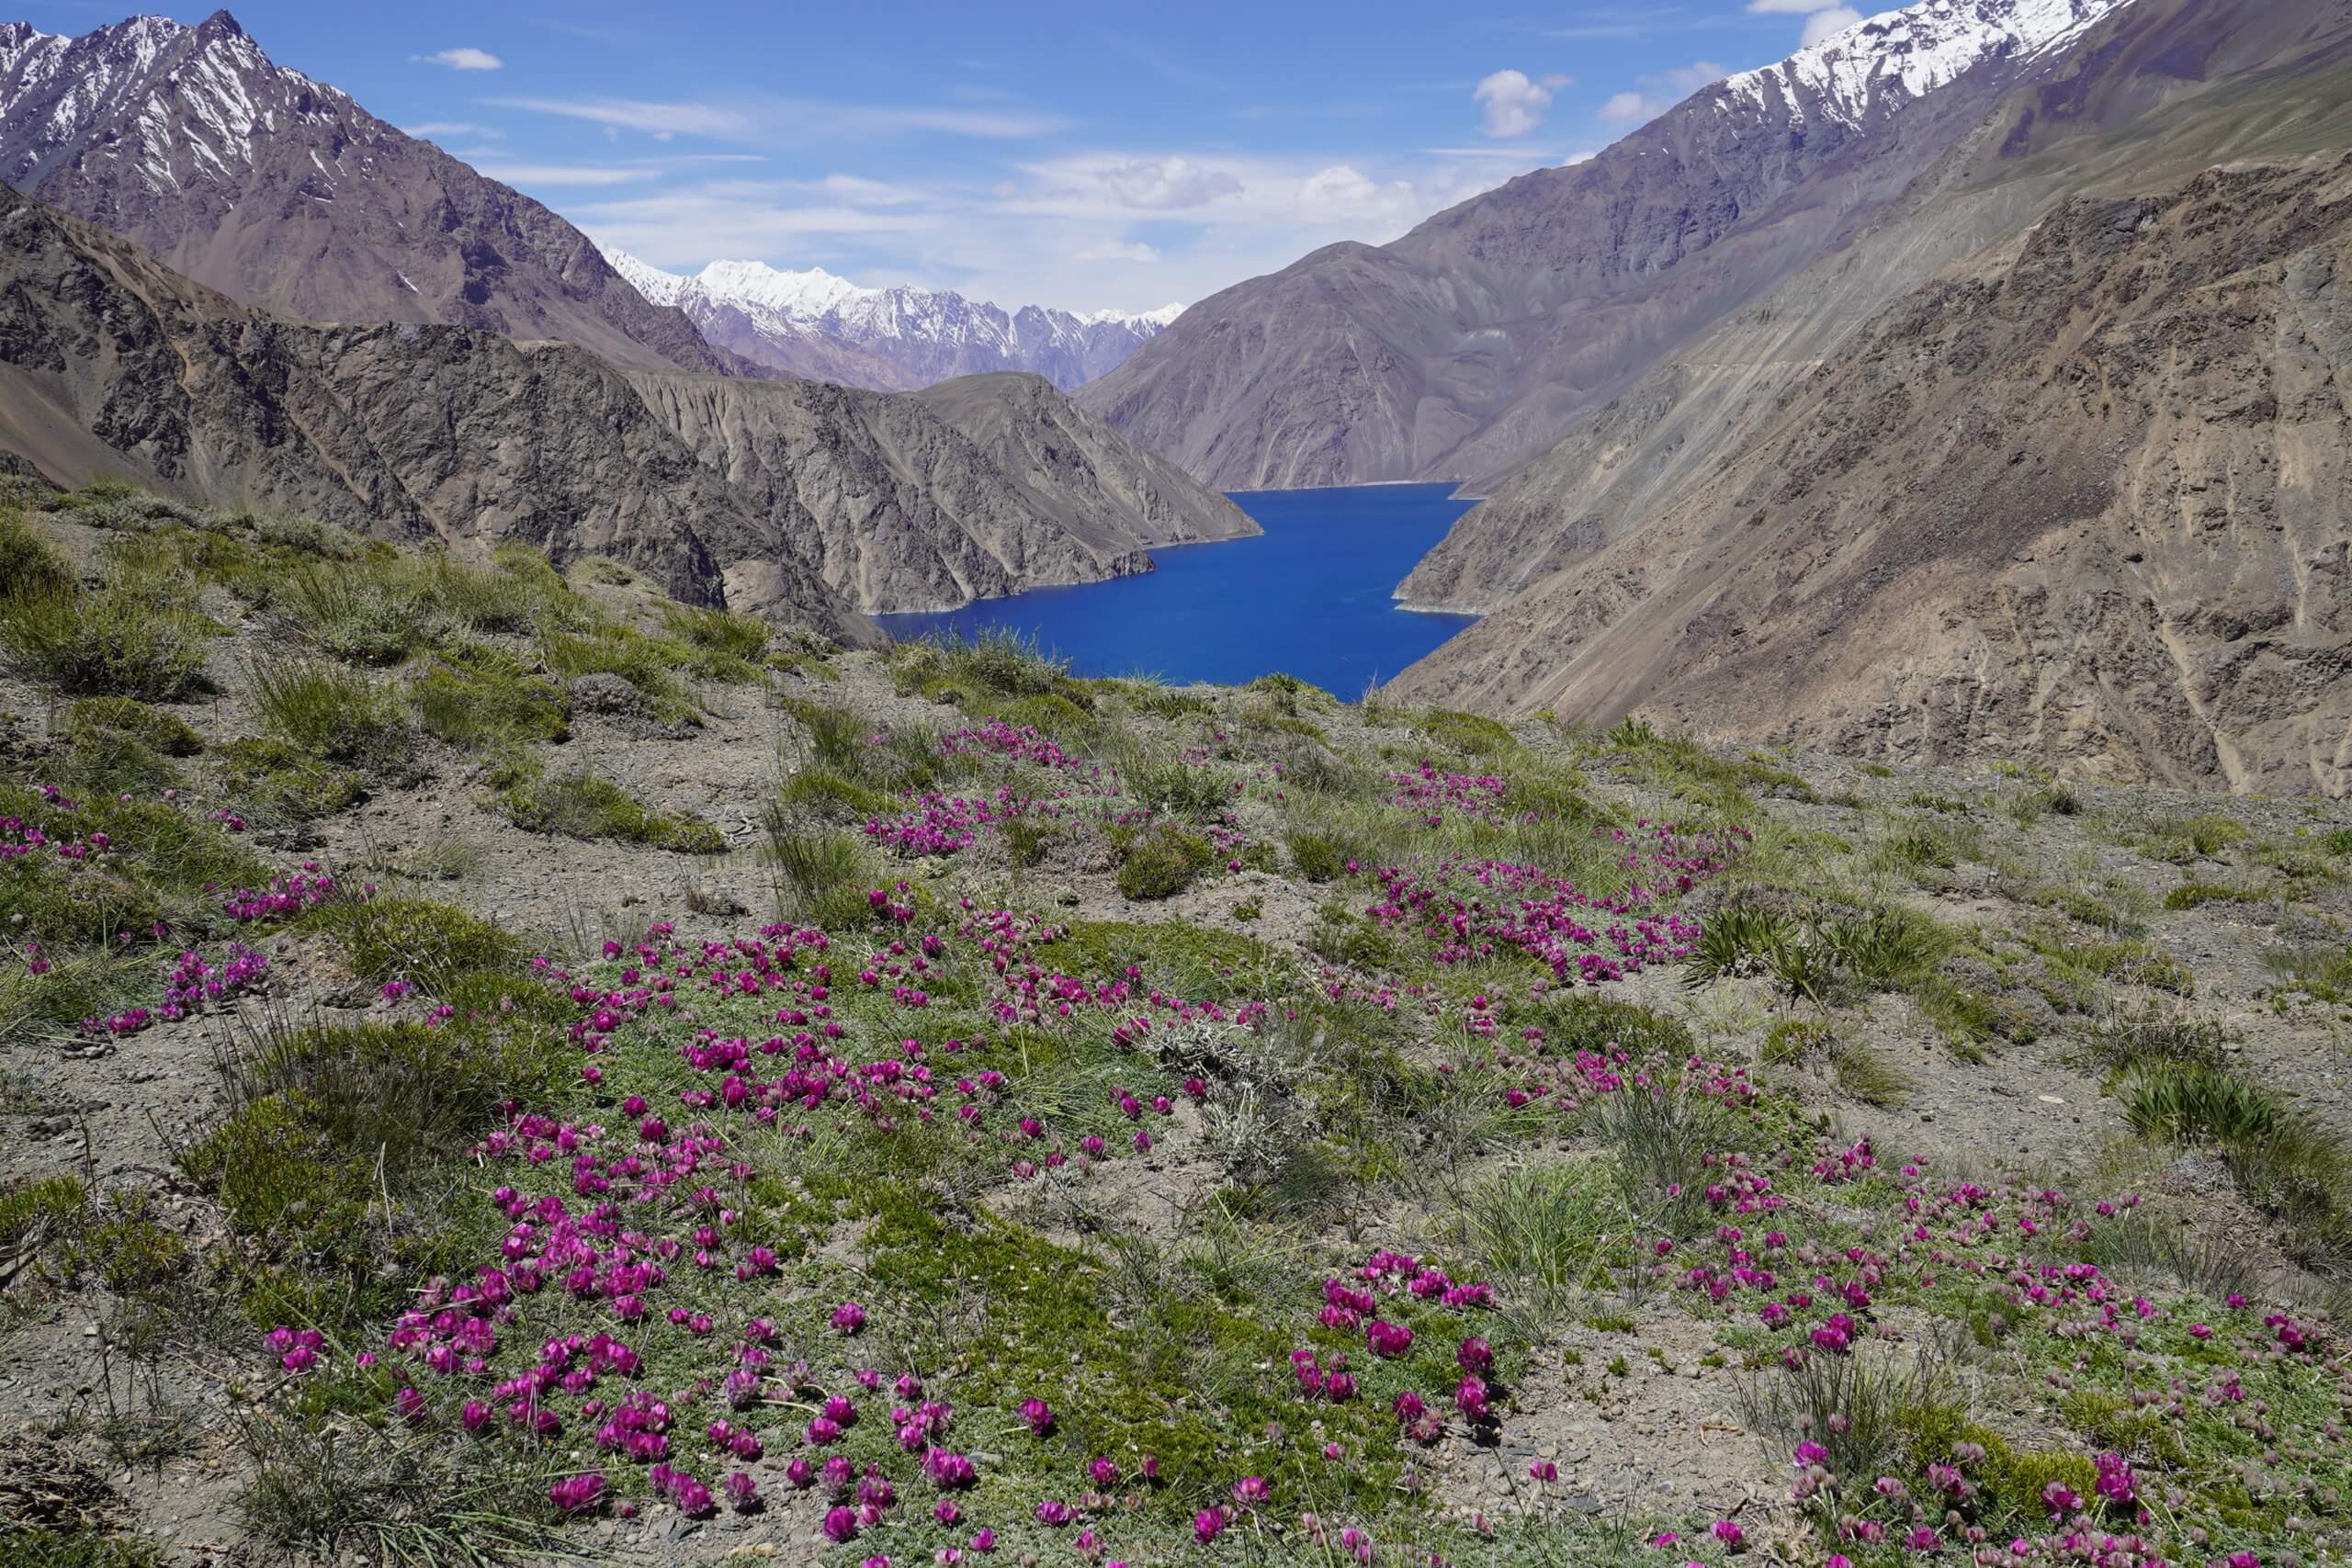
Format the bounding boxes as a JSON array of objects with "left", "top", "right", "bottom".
[
  {"left": 548, "top": 1472, "right": 605, "bottom": 1513},
  {"left": 1193, "top": 1507, "right": 1227, "bottom": 1544},
  {"left": 1018, "top": 1396, "right": 1054, "bottom": 1436},
  {"left": 832, "top": 1299, "right": 867, "bottom": 1335},
  {"left": 823, "top": 1505, "right": 859, "bottom": 1543}
]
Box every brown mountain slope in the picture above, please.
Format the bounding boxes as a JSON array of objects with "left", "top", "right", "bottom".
[
  {"left": 0, "top": 10, "right": 729, "bottom": 374},
  {"left": 0, "top": 185, "right": 1257, "bottom": 641},
  {"left": 621, "top": 371, "right": 1258, "bottom": 615},
  {"left": 1396, "top": 0, "right": 2352, "bottom": 616},
  {"left": 1077, "top": 0, "right": 2134, "bottom": 489},
  {"left": 1386, "top": 153, "right": 2352, "bottom": 795},
  {"left": 0, "top": 181, "right": 873, "bottom": 642}
]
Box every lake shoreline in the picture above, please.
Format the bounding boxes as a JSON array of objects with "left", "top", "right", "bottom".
[{"left": 874, "top": 483, "right": 1480, "bottom": 694}]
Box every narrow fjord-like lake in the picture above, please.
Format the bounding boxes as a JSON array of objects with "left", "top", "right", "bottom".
[{"left": 875, "top": 482, "right": 1479, "bottom": 695}]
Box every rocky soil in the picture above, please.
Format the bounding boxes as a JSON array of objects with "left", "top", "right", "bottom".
[{"left": 6, "top": 493, "right": 2352, "bottom": 1566}]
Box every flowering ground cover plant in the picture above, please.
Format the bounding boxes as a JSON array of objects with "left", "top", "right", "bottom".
[{"left": 4, "top": 491, "right": 2352, "bottom": 1567}]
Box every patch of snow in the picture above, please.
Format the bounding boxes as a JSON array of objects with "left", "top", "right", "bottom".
[{"left": 1720, "top": 0, "right": 2138, "bottom": 127}]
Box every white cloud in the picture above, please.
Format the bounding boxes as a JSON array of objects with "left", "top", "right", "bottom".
[
  {"left": 416, "top": 46, "right": 503, "bottom": 71},
  {"left": 467, "top": 161, "right": 657, "bottom": 187},
  {"left": 401, "top": 120, "right": 497, "bottom": 140},
  {"left": 490, "top": 96, "right": 1065, "bottom": 142},
  {"left": 1297, "top": 164, "right": 1418, "bottom": 226},
  {"left": 1746, "top": 0, "right": 1866, "bottom": 46},
  {"left": 1472, "top": 68, "right": 1570, "bottom": 138},
  {"left": 571, "top": 185, "right": 941, "bottom": 268},
  {"left": 552, "top": 148, "right": 1548, "bottom": 319},
  {"left": 812, "top": 174, "right": 922, "bottom": 205},
  {"left": 1802, "top": 6, "right": 1865, "bottom": 43},
  {"left": 1595, "top": 61, "right": 1726, "bottom": 125},
  {"left": 1094, "top": 156, "right": 1245, "bottom": 210}
]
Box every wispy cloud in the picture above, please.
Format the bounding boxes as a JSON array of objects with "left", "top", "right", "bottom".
[
  {"left": 488, "top": 96, "right": 1067, "bottom": 142},
  {"left": 1540, "top": 5, "right": 1698, "bottom": 39},
  {"left": 401, "top": 119, "right": 499, "bottom": 140},
  {"left": 415, "top": 46, "right": 503, "bottom": 71},
  {"left": 570, "top": 184, "right": 942, "bottom": 267},
  {"left": 464, "top": 160, "right": 659, "bottom": 186},
  {"left": 1424, "top": 146, "right": 1589, "bottom": 163},
  {"left": 1074, "top": 239, "right": 1160, "bottom": 263}
]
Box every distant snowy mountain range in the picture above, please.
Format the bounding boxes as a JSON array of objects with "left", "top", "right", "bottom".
[{"left": 608, "top": 253, "right": 1183, "bottom": 392}]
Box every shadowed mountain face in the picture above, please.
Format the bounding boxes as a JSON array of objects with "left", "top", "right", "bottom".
[
  {"left": 0, "top": 186, "right": 1259, "bottom": 640},
  {"left": 1077, "top": 0, "right": 2136, "bottom": 490},
  {"left": 1385, "top": 0, "right": 2352, "bottom": 795},
  {"left": 0, "top": 10, "right": 730, "bottom": 374}
]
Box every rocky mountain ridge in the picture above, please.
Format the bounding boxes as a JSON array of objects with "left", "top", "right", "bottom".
[
  {"left": 1383, "top": 0, "right": 2352, "bottom": 797},
  {"left": 609, "top": 252, "right": 1181, "bottom": 391},
  {"left": 0, "top": 9, "right": 731, "bottom": 374},
  {"left": 0, "top": 185, "right": 1257, "bottom": 638},
  {"left": 1076, "top": 0, "right": 2135, "bottom": 489}
]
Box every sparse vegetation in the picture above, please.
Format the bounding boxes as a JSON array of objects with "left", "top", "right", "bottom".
[{"left": 5, "top": 489, "right": 2350, "bottom": 1568}]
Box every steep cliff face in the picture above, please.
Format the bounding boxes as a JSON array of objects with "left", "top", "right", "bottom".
[
  {"left": 621, "top": 371, "right": 1257, "bottom": 615},
  {"left": 910, "top": 372, "right": 1260, "bottom": 552},
  {"left": 1388, "top": 152, "right": 2352, "bottom": 795},
  {"left": 0, "top": 10, "right": 729, "bottom": 374},
  {"left": 1077, "top": 0, "right": 2136, "bottom": 489}
]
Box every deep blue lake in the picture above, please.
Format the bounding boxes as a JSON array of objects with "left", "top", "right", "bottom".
[{"left": 875, "top": 483, "right": 1479, "bottom": 695}]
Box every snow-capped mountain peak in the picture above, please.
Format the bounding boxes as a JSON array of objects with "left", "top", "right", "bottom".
[
  {"left": 601, "top": 247, "right": 1182, "bottom": 392},
  {"left": 695, "top": 257, "right": 876, "bottom": 321},
  {"left": 1723, "top": 0, "right": 2138, "bottom": 127},
  {"left": 606, "top": 251, "right": 689, "bottom": 309},
  {"left": 1080, "top": 301, "right": 1185, "bottom": 329}
]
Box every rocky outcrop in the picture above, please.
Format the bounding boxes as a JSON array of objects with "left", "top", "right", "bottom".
[
  {"left": 623, "top": 370, "right": 1257, "bottom": 615},
  {"left": 1387, "top": 149, "right": 2352, "bottom": 795},
  {"left": 1397, "top": 0, "right": 2352, "bottom": 617},
  {"left": 0, "top": 185, "right": 1259, "bottom": 641},
  {"left": 1385, "top": 0, "right": 2352, "bottom": 797},
  {"left": 0, "top": 10, "right": 730, "bottom": 374},
  {"left": 1077, "top": 0, "right": 2136, "bottom": 489}
]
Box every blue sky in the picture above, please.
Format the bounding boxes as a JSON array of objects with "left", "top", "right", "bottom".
[{"left": 43, "top": 1, "right": 1866, "bottom": 311}]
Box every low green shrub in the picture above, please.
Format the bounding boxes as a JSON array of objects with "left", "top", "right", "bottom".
[
  {"left": 492, "top": 768, "right": 725, "bottom": 852},
  {"left": 214, "top": 737, "right": 367, "bottom": 821},
  {"left": 408, "top": 651, "right": 570, "bottom": 750},
  {"left": 1414, "top": 708, "right": 1514, "bottom": 757},
  {"left": 541, "top": 626, "right": 699, "bottom": 724},
  {"left": 295, "top": 897, "right": 523, "bottom": 990},
  {"left": 0, "top": 506, "right": 75, "bottom": 600},
  {"left": 1116, "top": 824, "right": 1215, "bottom": 900},
  {"left": 251, "top": 660, "right": 415, "bottom": 770},
  {"left": 1132, "top": 760, "right": 1228, "bottom": 820},
  {"left": 777, "top": 768, "right": 894, "bottom": 823},
  {"left": 69, "top": 695, "right": 204, "bottom": 757},
  {"left": 1287, "top": 831, "right": 1349, "bottom": 882},
  {"left": 2164, "top": 881, "right": 2267, "bottom": 911},
  {"left": 0, "top": 581, "right": 211, "bottom": 700}
]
